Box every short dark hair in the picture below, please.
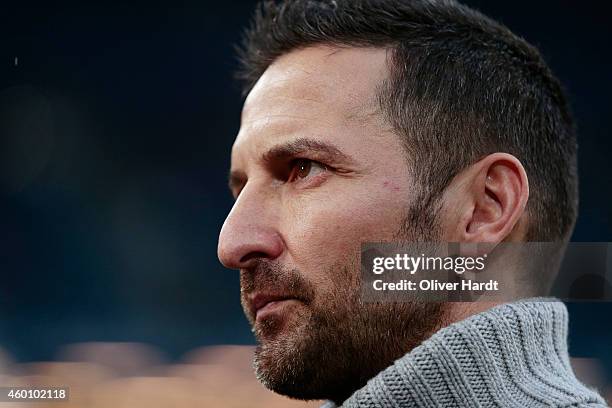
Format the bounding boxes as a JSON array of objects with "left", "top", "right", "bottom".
[{"left": 236, "top": 0, "right": 578, "bottom": 241}]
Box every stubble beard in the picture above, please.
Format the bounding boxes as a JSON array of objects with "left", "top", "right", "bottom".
[{"left": 242, "top": 197, "right": 447, "bottom": 403}]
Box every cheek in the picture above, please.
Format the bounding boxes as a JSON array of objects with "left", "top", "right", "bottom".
[{"left": 284, "top": 184, "right": 410, "bottom": 273}]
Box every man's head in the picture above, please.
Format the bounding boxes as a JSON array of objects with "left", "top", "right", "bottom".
[{"left": 217, "top": 0, "right": 577, "bottom": 403}]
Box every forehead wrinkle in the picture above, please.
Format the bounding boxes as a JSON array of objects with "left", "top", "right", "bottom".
[
  {"left": 342, "top": 94, "right": 384, "bottom": 127},
  {"left": 241, "top": 89, "right": 325, "bottom": 125},
  {"left": 238, "top": 112, "right": 337, "bottom": 147},
  {"left": 243, "top": 87, "right": 378, "bottom": 132},
  {"left": 270, "top": 94, "right": 322, "bottom": 104},
  {"left": 247, "top": 68, "right": 324, "bottom": 100},
  {"left": 242, "top": 114, "right": 314, "bottom": 126},
  {"left": 241, "top": 101, "right": 323, "bottom": 127}
]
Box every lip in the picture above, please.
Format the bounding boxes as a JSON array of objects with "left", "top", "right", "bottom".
[{"left": 249, "top": 293, "right": 296, "bottom": 319}]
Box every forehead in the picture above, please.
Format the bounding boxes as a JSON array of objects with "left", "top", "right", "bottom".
[{"left": 233, "top": 46, "right": 390, "bottom": 161}]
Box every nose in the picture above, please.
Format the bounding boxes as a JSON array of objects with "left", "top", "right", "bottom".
[{"left": 217, "top": 187, "right": 284, "bottom": 269}]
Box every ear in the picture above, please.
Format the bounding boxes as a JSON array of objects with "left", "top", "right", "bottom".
[{"left": 444, "top": 153, "right": 529, "bottom": 244}]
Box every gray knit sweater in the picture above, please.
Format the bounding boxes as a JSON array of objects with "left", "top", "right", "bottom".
[{"left": 322, "top": 300, "right": 608, "bottom": 407}]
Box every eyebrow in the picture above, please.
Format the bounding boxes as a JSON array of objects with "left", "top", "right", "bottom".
[
  {"left": 227, "top": 138, "right": 354, "bottom": 196},
  {"left": 261, "top": 137, "right": 353, "bottom": 164}
]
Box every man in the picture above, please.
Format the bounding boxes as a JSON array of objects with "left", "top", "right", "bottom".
[{"left": 217, "top": 0, "right": 608, "bottom": 406}]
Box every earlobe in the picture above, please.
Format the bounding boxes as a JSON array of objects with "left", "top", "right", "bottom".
[{"left": 462, "top": 153, "right": 529, "bottom": 244}]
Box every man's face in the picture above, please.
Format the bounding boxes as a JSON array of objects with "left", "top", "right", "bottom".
[{"left": 218, "top": 46, "right": 444, "bottom": 402}]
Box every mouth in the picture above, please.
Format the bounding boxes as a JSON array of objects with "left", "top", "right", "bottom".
[{"left": 249, "top": 293, "right": 300, "bottom": 322}]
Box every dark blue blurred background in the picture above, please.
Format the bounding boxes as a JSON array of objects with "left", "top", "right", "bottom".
[{"left": 1, "top": 0, "right": 610, "bottom": 374}]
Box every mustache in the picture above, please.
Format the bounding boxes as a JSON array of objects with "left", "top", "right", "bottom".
[{"left": 240, "top": 260, "right": 315, "bottom": 303}]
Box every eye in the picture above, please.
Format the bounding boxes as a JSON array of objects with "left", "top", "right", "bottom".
[{"left": 288, "top": 159, "right": 327, "bottom": 182}]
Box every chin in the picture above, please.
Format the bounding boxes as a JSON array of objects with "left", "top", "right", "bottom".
[{"left": 252, "top": 314, "right": 323, "bottom": 399}]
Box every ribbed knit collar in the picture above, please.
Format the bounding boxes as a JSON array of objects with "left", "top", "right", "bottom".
[{"left": 322, "top": 299, "right": 607, "bottom": 408}]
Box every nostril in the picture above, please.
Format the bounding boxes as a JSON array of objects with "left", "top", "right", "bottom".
[{"left": 239, "top": 251, "right": 269, "bottom": 265}]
